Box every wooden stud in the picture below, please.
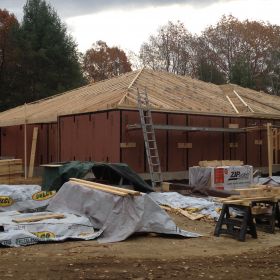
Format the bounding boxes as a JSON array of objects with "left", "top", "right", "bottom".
[
  {"left": 70, "top": 178, "right": 141, "bottom": 196},
  {"left": 24, "top": 103, "right": 27, "bottom": 179},
  {"left": 176, "top": 208, "right": 205, "bottom": 220},
  {"left": 267, "top": 123, "right": 273, "bottom": 177},
  {"left": 13, "top": 214, "right": 65, "bottom": 223},
  {"left": 226, "top": 95, "right": 239, "bottom": 113},
  {"left": 28, "top": 127, "right": 38, "bottom": 178},
  {"left": 233, "top": 90, "right": 254, "bottom": 112}
]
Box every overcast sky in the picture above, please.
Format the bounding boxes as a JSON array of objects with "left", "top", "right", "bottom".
[{"left": 1, "top": 0, "right": 280, "bottom": 53}]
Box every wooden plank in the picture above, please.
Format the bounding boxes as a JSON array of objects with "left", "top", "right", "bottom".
[
  {"left": 28, "top": 127, "right": 38, "bottom": 178},
  {"left": 0, "top": 159, "right": 22, "bottom": 165},
  {"left": 40, "top": 164, "right": 63, "bottom": 167},
  {"left": 221, "top": 160, "right": 243, "bottom": 166},
  {"left": 254, "top": 139, "right": 263, "bottom": 145},
  {"left": 223, "top": 196, "right": 275, "bottom": 204},
  {"left": 226, "top": 95, "right": 239, "bottom": 113},
  {"left": 69, "top": 180, "right": 128, "bottom": 196},
  {"left": 177, "top": 143, "right": 192, "bottom": 149},
  {"left": 274, "top": 129, "right": 279, "bottom": 164},
  {"left": 162, "top": 182, "right": 171, "bottom": 192},
  {"left": 223, "top": 200, "right": 251, "bottom": 206},
  {"left": 70, "top": 178, "right": 141, "bottom": 196},
  {"left": 229, "top": 142, "right": 238, "bottom": 148},
  {"left": 176, "top": 208, "right": 205, "bottom": 220},
  {"left": 233, "top": 90, "right": 254, "bottom": 112},
  {"left": 160, "top": 205, "right": 205, "bottom": 220},
  {"left": 12, "top": 214, "right": 65, "bottom": 223},
  {"left": 228, "top": 123, "right": 239, "bottom": 129},
  {"left": 120, "top": 142, "right": 136, "bottom": 148},
  {"left": 267, "top": 123, "right": 273, "bottom": 177},
  {"left": 199, "top": 160, "right": 221, "bottom": 167},
  {"left": 24, "top": 109, "right": 27, "bottom": 179}
]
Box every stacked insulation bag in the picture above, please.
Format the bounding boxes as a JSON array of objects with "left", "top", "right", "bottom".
[{"left": 0, "top": 185, "right": 97, "bottom": 247}]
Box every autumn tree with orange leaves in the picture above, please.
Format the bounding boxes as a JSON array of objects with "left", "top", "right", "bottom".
[
  {"left": 83, "top": 41, "right": 132, "bottom": 82},
  {"left": 0, "top": 9, "right": 20, "bottom": 108}
]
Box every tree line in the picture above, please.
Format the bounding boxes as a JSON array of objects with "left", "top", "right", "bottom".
[
  {"left": 140, "top": 17, "right": 280, "bottom": 95},
  {"left": 1, "top": 0, "right": 280, "bottom": 112}
]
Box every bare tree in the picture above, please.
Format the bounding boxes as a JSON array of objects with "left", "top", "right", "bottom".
[{"left": 140, "top": 21, "right": 195, "bottom": 76}]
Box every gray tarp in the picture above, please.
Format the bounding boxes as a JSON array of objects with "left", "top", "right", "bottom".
[{"left": 47, "top": 182, "right": 201, "bottom": 243}]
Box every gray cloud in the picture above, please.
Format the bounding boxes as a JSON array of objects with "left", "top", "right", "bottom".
[{"left": 0, "top": 0, "right": 234, "bottom": 18}]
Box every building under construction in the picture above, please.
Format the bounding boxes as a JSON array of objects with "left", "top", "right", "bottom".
[{"left": 0, "top": 68, "right": 280, "bottom": 179}]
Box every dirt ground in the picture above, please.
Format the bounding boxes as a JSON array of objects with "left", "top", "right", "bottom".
[{"left": 1, "top": 213, "right": 280, "bottom": 280}]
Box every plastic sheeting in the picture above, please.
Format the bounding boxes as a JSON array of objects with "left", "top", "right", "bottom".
[
  {"left": 0, "top": 211, "right": 98, "bottom": 247},
  {"left": 189, "top": 167, "right": 212, "bottom": 193},
  {"left": 0, "top": 185, "right": 55, "bottom": 212},
  {"left": 47, "top": 182, "right": 201, "bottom": 243},
  {"left": 149, "top": 192, "right": 221, "bottom": 220},
  {"left": 257, "top": 176, "right": 280, "bottom": 185}
]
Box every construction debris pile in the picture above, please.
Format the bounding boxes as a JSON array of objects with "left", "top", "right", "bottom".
[
  {"left": 149, "top": 192, "right": 221, "bottom": 220},
  {"left": 0, "top": 179, "right": 200, "bottom": 247}
]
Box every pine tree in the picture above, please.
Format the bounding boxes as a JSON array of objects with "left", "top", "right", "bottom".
[{"left": 18, "top": 0, "right": 85, "bottom": 103}]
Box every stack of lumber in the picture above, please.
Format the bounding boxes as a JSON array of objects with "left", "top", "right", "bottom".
[
  {"left": 199, "top": 160, "right": 244, "bottom": 167},
  {"left": 216, "top": 185, "right": 280, "bottom": 208},
  {"left": 0, "top": 159, "right": 24, "bottom": 184},
  {"left": 69, "top": 178, "right": 141, "bottom": 197}
]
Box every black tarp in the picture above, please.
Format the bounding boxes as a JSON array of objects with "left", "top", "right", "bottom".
[{"left": 42, "top": 161, "right": 153, "bottom": 193}]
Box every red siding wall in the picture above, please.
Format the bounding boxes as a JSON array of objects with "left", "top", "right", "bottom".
[
  {"left": 0, "top": 110, "right": 277, "bottom": 172},
  {"left": 151, "top": 113, "right": 167, "bottom": 172},
  {"left": 59, "top": 111, "right": 120, "bottom": 163},
  {"left": 167, "top": 114, "right": 187, "bottom": 171},
  {"left": 48, "top": 123, "right": 58, "bottom": 163},
  {"left": 121, "top": 111, "right": 144, "bottom": 173},
  {"left": 1, "top": 123, "right": 55, "bottom": 167},
  {"left": 188, "top": 115, "right": 224, "bottom": 167},
  {"left": 246, "top": 118, "right": 261, "bottom": 167},
  {"left": 223, "top": 117, "right": 246, "bottom": 162}
]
